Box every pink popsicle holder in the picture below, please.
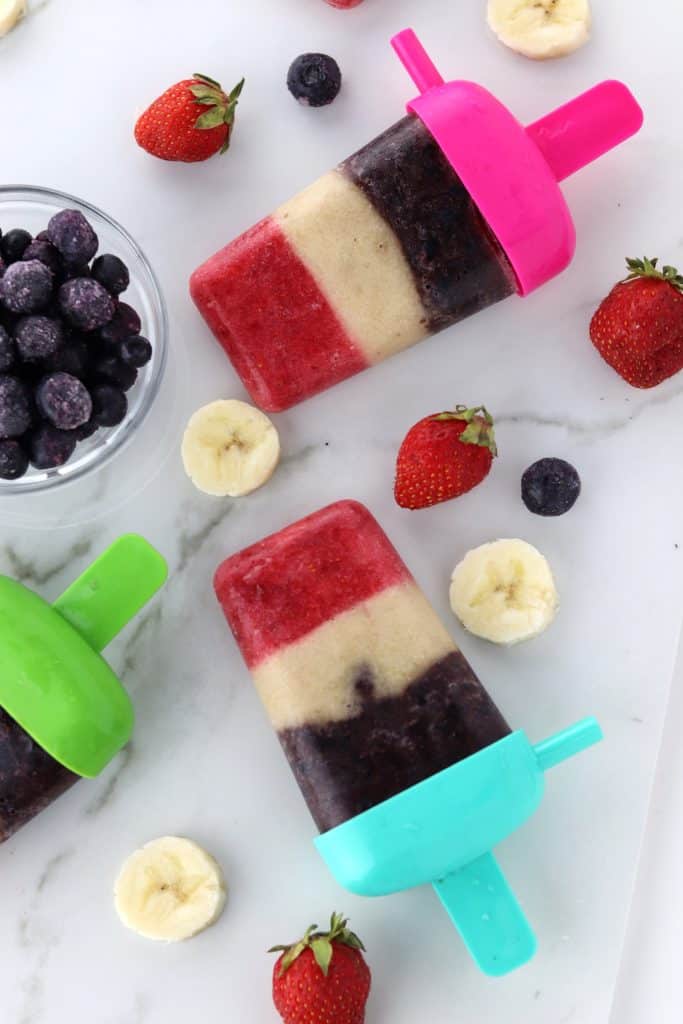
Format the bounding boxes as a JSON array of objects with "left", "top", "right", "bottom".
[{"left": 392, "top": 29, "right": 643, "bottom": 294}]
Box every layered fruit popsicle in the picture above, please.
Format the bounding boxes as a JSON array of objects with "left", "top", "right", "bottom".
[
  {"left": 190, "top": 116, "right": 516, "bottom": 413},
  {"left": 214, "top": 500, "right": 511, "bottom": 832},
  {"left": 0, "top": 710, "right": 77, "bottom": 842}
]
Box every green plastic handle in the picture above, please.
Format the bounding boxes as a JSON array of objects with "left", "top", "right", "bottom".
[
  {"left": 54, "top": 534, "right": 168, "bottom": 652},
  {"left": 433, "top": 853, "right": 537, "bottom": 977},
  {"left": 0, "top": 534, "right": 167, "bottom": 778}
]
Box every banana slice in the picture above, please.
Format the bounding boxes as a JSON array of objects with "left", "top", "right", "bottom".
[
  {"left": 0, "top": 0, "right": 26, "bottom": 36},
  {"left": 114, "top": 836, "right": 227, "bottom": 942},
  {"left": 487, "top": 0, "right": 591, "bottom": 60},
  {"left": 450, "top": 538, "right": 558, "bottom": 644},
  {"left": 181, "top": 399, "right": 280, "bottom": 497}
]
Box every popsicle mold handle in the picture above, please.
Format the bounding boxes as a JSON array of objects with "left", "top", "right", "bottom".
[
  {"left": 534, "top": 717, "right": 603, "bottom": 773},
  {"left": 391, "top": 29, "right": 444, "bottom": 92},
  {"left": 53, "top": 534, "right": 168, "bottom": 652},
  {"left": 526, "top": 81, "right": 644, "bottom": 183},
  {"left": 433, "top": 853, "right": 537, "bottom": 977}
]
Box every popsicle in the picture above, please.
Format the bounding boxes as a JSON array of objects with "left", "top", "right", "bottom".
[
  {"left": 214, "top": 500, "right": 511, "bottom": 832},
  {"left": 190, "top": 30, "right": 643, "bottom": 412},
  {"left": 215, "top": 500, "right": 603, "bottom": 976},
  {"left": 0, "top": 535, "right": 167, "bottom": 842}
]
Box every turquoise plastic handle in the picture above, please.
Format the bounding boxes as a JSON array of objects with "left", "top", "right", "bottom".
[{"left": 433, "top": 853, "right": 537, "bottom": 977}]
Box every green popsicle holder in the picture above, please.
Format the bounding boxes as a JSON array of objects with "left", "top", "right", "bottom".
[
  {"left": 0, "top": 535, "right": 167, "bottom": 778},
  {"left": 316, "top": 717, "right": 602, "bottom": 977}
]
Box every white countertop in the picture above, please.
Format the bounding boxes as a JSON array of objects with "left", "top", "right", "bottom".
[{"left": 1, "top": 0, "right": 683, "bottom": 1021}]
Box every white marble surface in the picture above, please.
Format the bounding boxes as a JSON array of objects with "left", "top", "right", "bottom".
[{"left": 1, "top": 0, "right": 682, "bottom": 1020}]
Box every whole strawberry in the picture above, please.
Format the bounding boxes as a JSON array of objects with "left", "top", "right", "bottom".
[
  {"left": 134, "top": 74, "right": 244, "bottom": 163},
  {"left": 590, "top": 257, "right": 683, "bottom": 388},
  {"left": 395, "top": 405, "right": 497, "bottom": 510},
  {"left": 270, "top": 913, "right": 371, "bottom": 1024}
]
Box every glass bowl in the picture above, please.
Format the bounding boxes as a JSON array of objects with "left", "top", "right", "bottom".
[{"left": 0, "top": 185, "right": 167, "bottom": 494}]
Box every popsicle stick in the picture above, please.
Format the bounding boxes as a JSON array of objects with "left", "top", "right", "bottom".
[
  {"left": 433, "top": 853, "right": 537, "bottom": 977},
  {"left": 53, "top": 534, "right": 167, "bottom": 652}
]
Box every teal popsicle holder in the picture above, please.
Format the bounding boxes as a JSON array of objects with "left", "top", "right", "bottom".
[
  {"left": 0, "top": 534, "right": 167, "bottom": 779},
  {"left": 316, "top": 717, "right": 602, "bottom": 977}
]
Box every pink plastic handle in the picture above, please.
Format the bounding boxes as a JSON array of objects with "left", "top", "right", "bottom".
[
  {"left": 392, "top": 28, "right": 444, "bottom": 92},
  {"left": 526, "top": 80, "right": 644, "bottom": 182}
]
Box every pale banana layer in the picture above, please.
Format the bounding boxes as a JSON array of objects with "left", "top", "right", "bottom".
[
  {"left": 275, "top": 171, "right": 428, "bottom": 364},
  {"left": 252, "top": 581, "right": 456, "bottom": 730}
]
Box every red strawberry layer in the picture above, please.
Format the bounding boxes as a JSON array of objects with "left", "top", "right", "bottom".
[
  {"left": 214, "top": 500, "right": 409, "bottom": 668},
  {"left": 189, "top": 217, "right": 367, "bottom": 412}
]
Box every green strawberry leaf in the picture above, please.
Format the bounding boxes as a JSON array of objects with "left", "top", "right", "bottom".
[
  {"left": 193, "top": 72, "right": 222, "bottom": 88},
  {"left": 311, "top": 937, "right": 333, "bottom": 977},
  {"left": 623, "top": 256, "right": 683, "bottom": 293},
  {"left": 189, "top": 84, "right": 221, "bottom": 100},
  {"left": 195, "top": 106, "right": 228, "bottom": 130}
]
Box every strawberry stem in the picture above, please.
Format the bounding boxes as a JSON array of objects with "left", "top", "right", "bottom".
[
  {"left": 433, "top": 405, "right": 498, "bottom": 457},
  {"left": 623, "top": 257, "right": 683, "bottom": 293},
  {"left": 269, "top": 913, "right": 365, "bottom": 978}
]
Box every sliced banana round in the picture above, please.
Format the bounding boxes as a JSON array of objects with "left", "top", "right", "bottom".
[
  {"left": 114, "top": 836, "right": 227, "bottom": 942},
  {"left": 487, "top": 0, "right": 591, "bottom": 60},
  {"left": 0, "top": 0, "right": 26, "bottom": 37},
  {"left": 450, "top": 538, "right": 558, "bottom": 645},
  {"left": 181, "top": 399, "right": 280, "bottom": 497}
]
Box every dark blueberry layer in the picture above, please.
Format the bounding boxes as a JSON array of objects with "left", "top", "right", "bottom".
[
  {"left": 278, "top": 650, "right": 511, "bottom": 833},
  {"left": 341, "top": 116, "right": 516, "bottom": 332},
  {"left": 0, "top": 707, "right": 78, "bottom": 843}
]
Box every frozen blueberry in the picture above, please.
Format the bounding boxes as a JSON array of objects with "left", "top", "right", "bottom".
[
  {"left": 0, "top": 260, "right": 53, "bottom": 314},
  {"left": 521, "top": 458, "right": 581, "bottom": 517},
  {"left": 15, "top": 316, "right": 63, "bottom": 361},
  {"left": 0, "top": 439, "right": 28, "bottom": 480},
  {"left": 120, "top": 335, "right": 152, "bottom": 368},
  {"left": 99, "top": 301, "right": 141, "bottom": 343},
  {"left": 0, "top": 375, "right": 32, "bottom": 438},
  {"left": 73, "top": 416, "right": 98, "bottom": 441},
  {"left": 0, "top": 326, "right": 15, "bottom": 372},
  {"left": 29, "top": 424, "right": 77, "bottom": 469},
  {"left": 45, "top": 337, "right": 89, "bottom": 378},
  {"left": 90, "top": 354, "right": 137, "bottom": 391},
  {"left": 91, "top": 254, "right": 129, "bottom": 295},
  {"left": 35, "top": 372, "right": 92, "bottom": 430},
  {"left": 46, "top": 209, "right": 98, "bottom": 265},
  {"left": 21, "top": 239, "right": 62, "bottom": 276},
  {"left": 287, "top": 53, "right": 342, "bottom": 107},
  {"left": 61, "top": 262, "right": 91, "bottom": 282},
  {"left": 1, "top": 229, "right": 32, "bottom": 264},
  {"left": 59, "top": 278, "right": 115, "bottom": 331},
  {"left": 91, "top": 384, "right": 127, "bottom": 427}
]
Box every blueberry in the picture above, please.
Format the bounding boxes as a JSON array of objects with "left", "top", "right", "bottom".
[
  {"left": 46, "top": 209, "right": 98, "bottom": 265},
  {"left": 35, "top": 372, "right": 92, "bottom": 430},
  {"left": 90, "top": 354, "right": 137, "bottom": 391},
  {"left": 29, "top": 424, "right": 77, "bottom": 469},
  {"left": 91, "top": 384, "right": 127, "bottom": 427},
  {"left": 0, "top": 326, "right": 15, "bottom": 372},
  {"left": 58, "top": 277, "right": 115, "bottom": 331},
  {"left": 61, "top": 262, "right": 92, "bottom": 282},
  {"left": 91, "top": 254, "right": 129, "bottom": 295},
  {"left": 73, "top": 416, "right": 98, "bottom": 441},
  {"left": 0, "top": 439, "right": 28, "bottom": 480},
  {"left": 0, "top": 260, "right": 53, "bottom": 314},
  {"left": 44, "top": 337, "right": 89, "bottom": 378},
  {"left": 21, "top": 239, "right": 62, "bottom": 276},
  {"left": 0, "top": 229, "right": 32, "bottom": 264},
  {"left": 120, "top": 335, "right": 152, "bottom": 368},
  {"left": 287, "top": 53, "right": 342, "bottom": 107},
  {"left": 99, "top": 301, "right": 141, "bottom": 343},
  {"left": 0, "top": 256, "right": 6, "bottom": 278},
  {"left": 0, "top": 375, "right": 32, "bottom": 438},
  {"left": 521, "top": 458, "right": 581, "bottom": 517},
  {"left": 14, "top": 316, "right": 63, "bottom": 361}
]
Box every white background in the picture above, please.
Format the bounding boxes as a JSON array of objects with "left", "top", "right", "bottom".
[{"left": 0, "top": 0, "right": 682, "bottom": 1022}]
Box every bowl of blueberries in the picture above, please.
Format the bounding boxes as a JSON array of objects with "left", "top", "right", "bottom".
[{"left": 0, "top": 185, "right": 167, "bottom": 492}]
